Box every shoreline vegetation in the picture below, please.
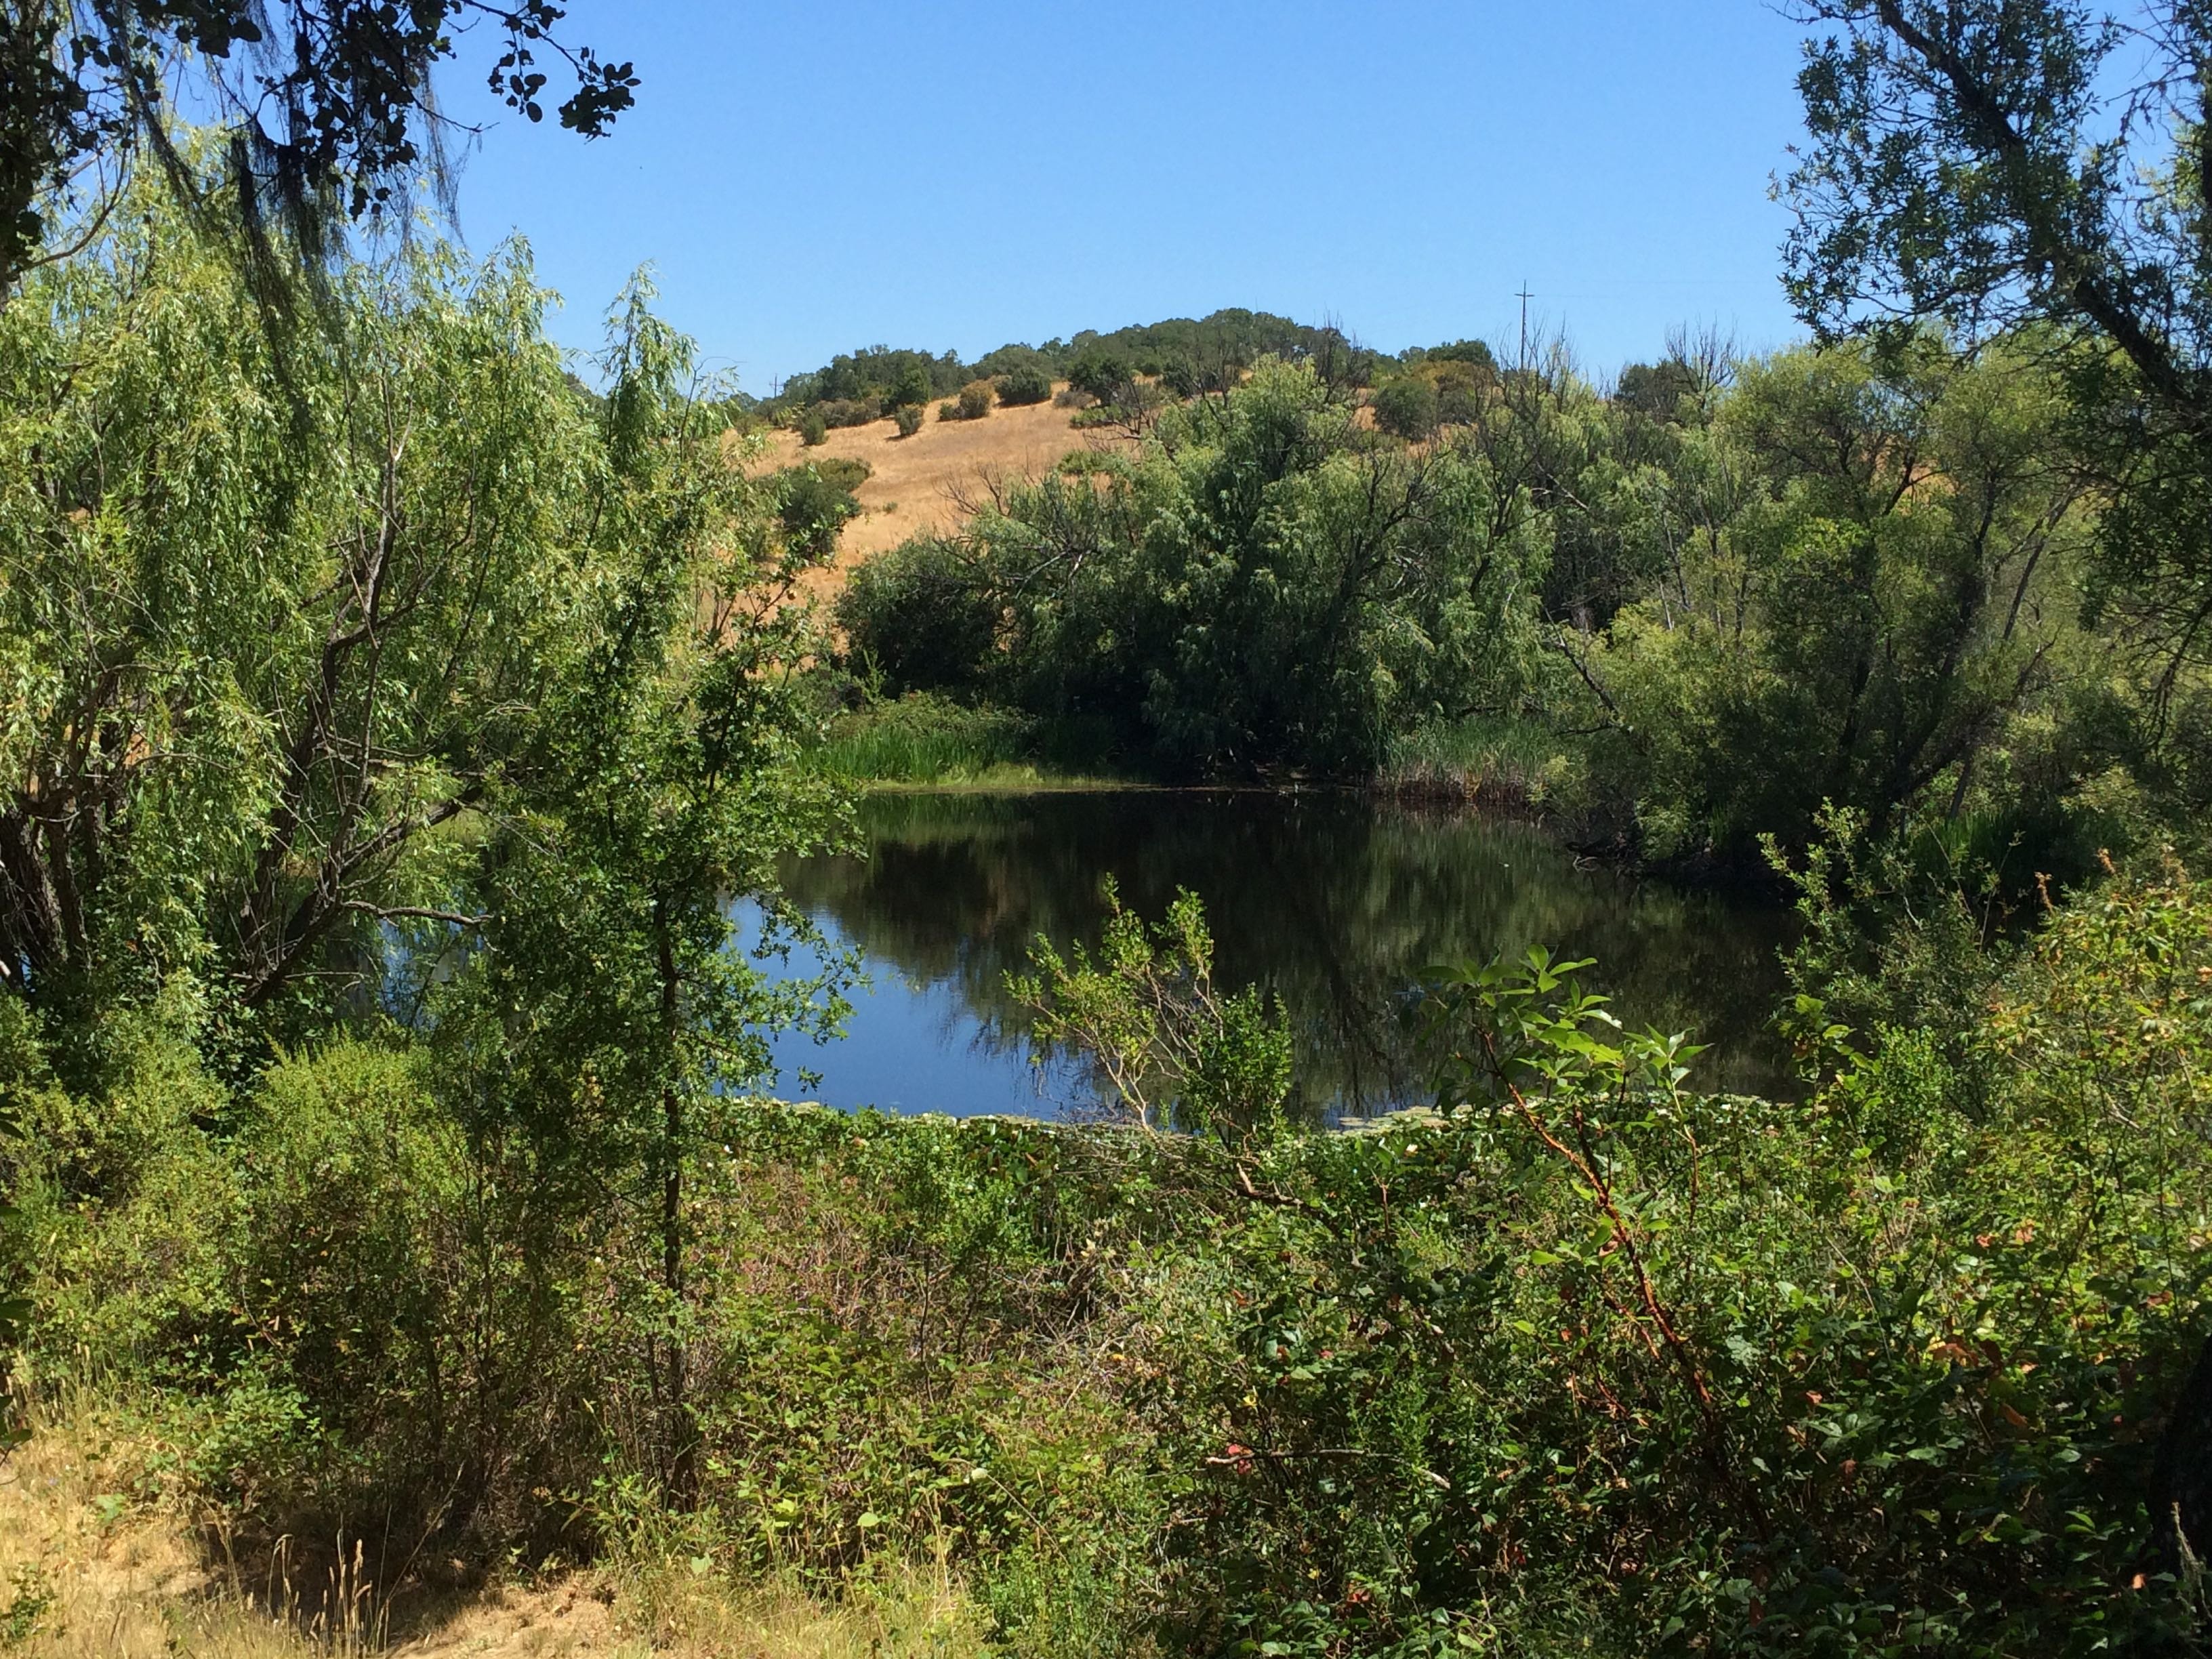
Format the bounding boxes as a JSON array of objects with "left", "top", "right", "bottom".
[{"left": 811, "top": 694, "right": 1575, "bottom": 819}]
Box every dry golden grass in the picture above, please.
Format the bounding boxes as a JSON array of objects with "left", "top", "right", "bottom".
[
  {"left": 745, "top": 389, "right": 1139, "bottom": 599},
  {"left": 0, "top": 1397, "right": 984, "bottom": 1658}
]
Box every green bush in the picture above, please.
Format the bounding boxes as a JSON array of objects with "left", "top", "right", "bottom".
[
  {"left": 935, "top": 382, "right": 996, "bottom": 423},
  {"left": 772, "top": 457, "right": 869, "bottom": 556},
  {"left": 893, "top": 403, "right": 924, "bottom": 438},
  {"left": 799, "top": 409, "right": 828, "bottom": 446},
  {"left": 20, "top": 865, "right": 2212, "bottom": 1652},
  {"left": 836, "top": 536, "right": 996, "bottom": 692},
  {"left": 994, "top": 364, "right": 1052, "bottom": 406},
  {"left": 1369, "top": 375, "right": 1438, "bottom": 439}
]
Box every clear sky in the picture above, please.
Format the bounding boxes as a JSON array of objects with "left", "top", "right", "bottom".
[{"left": 433, "top": 2, "right": 1817, "bottom": 392}]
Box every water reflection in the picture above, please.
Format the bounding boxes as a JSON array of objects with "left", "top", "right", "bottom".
[{"left": 752, "top": 790, "right": 1795, "bottom": 1120}]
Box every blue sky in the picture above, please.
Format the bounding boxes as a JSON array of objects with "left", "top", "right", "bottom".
[{"left": 434, "top": 3, "right": 1816, "bottom": 392}]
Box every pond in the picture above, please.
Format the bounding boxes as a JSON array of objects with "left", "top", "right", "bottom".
[{"left": 740, "top": 790, "right": 1797, "bottom": 1122}]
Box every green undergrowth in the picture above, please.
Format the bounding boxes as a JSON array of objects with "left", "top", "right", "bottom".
[
  {"left": 10, "top": 858, "right": 2212, "bottom": 1653},
  {"left": 810, "top": 692, "right": 1136, "bottom": 789},
  {"left": 1379, "top": 715, "right": 1593, "bottom": 814}
]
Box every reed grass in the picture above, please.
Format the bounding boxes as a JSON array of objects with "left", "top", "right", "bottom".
[
  {"left": 1380, "top": 714, "right": 1584, "bottom": 808},
  {"left": 812, "top": 693, "right": 1127, "bottom": 789}
]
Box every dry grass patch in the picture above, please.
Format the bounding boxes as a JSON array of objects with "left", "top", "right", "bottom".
[
  {"left": 0, "top": 1397, "right": 985, "bottom": 1658},
  {"left": 745, "top": 391, "right": 1139, "bottom": 598}
]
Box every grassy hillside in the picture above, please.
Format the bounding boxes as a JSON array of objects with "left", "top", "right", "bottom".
[{"left": 750, "top": 391, "right": 1137, "bottom": 596}]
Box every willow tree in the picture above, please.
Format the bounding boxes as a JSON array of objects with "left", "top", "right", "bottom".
[
  {"left": 0, "top": 171, "right": 844, "bottom": 1025},
  {"left": 1, "top": 178, "right": 848, "bottom": 1495},
  {"left": 1787, "top": 1, "right": 2212, "bottom": 683}
]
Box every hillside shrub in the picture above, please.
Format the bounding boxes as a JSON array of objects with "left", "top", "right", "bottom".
[
  {"left": 893, "top": 403, "right": 924, "bottom": 438},
  {"left": 995, "top": 364, "right": 1052, "bottom": 406},
  {"left": 798, "top": 410, "right": 828, "bottom": 446},
  {"left": 935, "top": 382, "right": 996, "bottom": 422},
  {"left": 772, "top": 457, "right": 870, "bottom": 556},
  {"left": 1370, "top": 375, "right": 1438, "bottom": 440}
]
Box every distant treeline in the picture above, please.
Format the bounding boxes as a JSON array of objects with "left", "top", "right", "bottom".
[{"left": 747, "top": 309, "right": 1511, "bottom": 427}]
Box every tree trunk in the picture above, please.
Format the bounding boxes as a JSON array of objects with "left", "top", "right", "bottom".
[
  {"left": 653, "top": 900, "right": 697, "bottom": 1507},
  {"left": 2152, "top": 1332, "right": 2212, "bottom": 1585}
]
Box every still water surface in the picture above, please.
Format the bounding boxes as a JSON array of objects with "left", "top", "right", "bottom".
[{"left": 743, "top": 791, "right": 1795, "bottom": 1121}]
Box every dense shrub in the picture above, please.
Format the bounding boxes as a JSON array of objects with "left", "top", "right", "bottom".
[
  {"left": 836, "top": 537, "right": 997, "bottom": 692},
  {"left": 798, "top": 409, "right": 828, "bottom": 446},
  {"left": 995, "top": 363, "right": 1052, "bottom": 405},
  {"left": 893, "top": 402, "right": 924, "bottom": 438},
  {"left": 30, "top": 858, "right": 2209, "bottom": 1652},
  {"left": 937, "top": 381, "right": 996, "bottom": 422},
  {"left": 1369, "top": 375, "right": 1438, "bottom": 439},
  {"left": 772, "top": 456, "right": 870, "bottom": 556}
]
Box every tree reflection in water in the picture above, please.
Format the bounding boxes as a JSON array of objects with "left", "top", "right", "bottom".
[{"left": 756, "top": 791, "right": 1795, "bottom": 1121}]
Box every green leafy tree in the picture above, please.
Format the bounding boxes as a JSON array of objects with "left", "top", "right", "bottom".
[
  {"left": 835, "top": 536, "right": 998, "bottom": 694},
  {"left": 415, "top": 279, "right": 851, "bottom": 1504},
  {"left": 0, "top": 2, "right": 635, "bottom": 297},
  {"left": 885, "top": 359, "right": 934, "bottom": 410},
  {"left": 1786, "top": 1, "right": 2212, "bottom": 674},
  {"left": 0, "top": 173, "right": 846, "bottom": 1074},
  {"left": 1596, "top": 337, "right": 2094, "bottom": 857},
  {"left": 0, "top": 177, "right": 642, "bottom": 1025}
]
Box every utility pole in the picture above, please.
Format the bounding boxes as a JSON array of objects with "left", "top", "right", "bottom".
[{"left": 1516, "top": 282, "right": 1534, "bottom": 371}]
